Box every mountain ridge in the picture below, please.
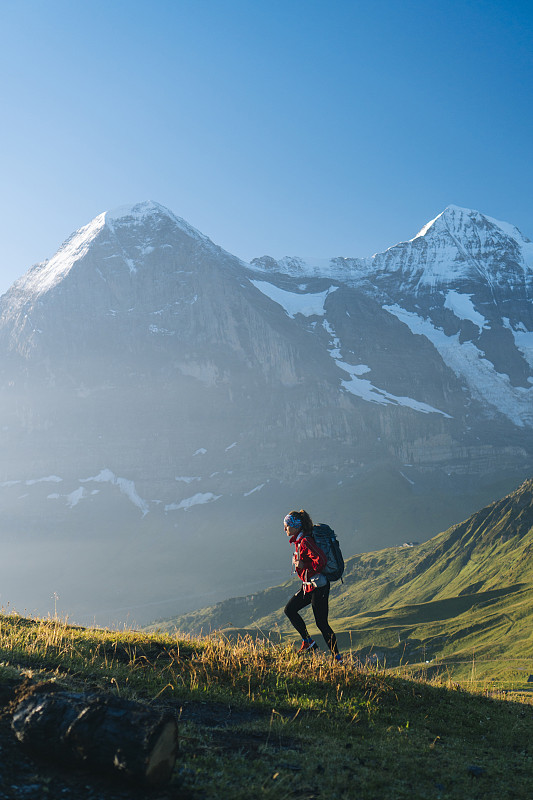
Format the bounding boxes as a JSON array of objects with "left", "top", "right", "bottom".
[
  {"left": 9, "top": 201, "right": 532, "bottom": 302},
  {"left": 251, "top": 204, "right": 533, "bottom": 289}
]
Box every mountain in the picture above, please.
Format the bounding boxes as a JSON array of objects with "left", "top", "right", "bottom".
[
  {"left": 252, "top": 205, "right": 533, "bottom": 429},
  {"left": 151, "top": 478, "right": 533, "bottom": 680},
  {"left": 0, "top": 201, "right": 531, "bottom": 626}
]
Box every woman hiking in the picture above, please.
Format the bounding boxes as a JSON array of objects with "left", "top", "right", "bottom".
[{"left": 283, "top": 510, "right": 342, "bottom": 661}]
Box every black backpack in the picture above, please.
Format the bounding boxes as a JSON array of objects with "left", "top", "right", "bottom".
[{"left": 312, "top": 523, "right": 344, "bottom": 582}]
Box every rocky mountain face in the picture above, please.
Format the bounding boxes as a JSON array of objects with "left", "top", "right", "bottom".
[{"left": 0, "top": 202, "right": 531, "bottom": 626}]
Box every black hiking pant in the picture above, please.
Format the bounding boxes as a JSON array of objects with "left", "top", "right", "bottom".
[{"left": 284, "top": 582, "right": 339, "bottom": 655}]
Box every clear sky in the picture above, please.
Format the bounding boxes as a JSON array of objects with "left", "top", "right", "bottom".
[{"left": 0, "top": 0, "right": 531, "bottom": 295}]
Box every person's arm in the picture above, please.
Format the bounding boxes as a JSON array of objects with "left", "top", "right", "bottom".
[{"left": 300, "top": 537, "right": 327, "bottom": 575}]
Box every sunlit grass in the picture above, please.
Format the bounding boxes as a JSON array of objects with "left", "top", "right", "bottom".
[
  {"left": 0, "top": 611, "right": 531, "bottom": 799},
  {"left": 0, "top": 611, "right": 388, "bottom": 712}
]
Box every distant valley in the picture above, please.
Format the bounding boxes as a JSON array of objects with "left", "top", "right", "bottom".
[{"left": 151, "top": 479, "right": 533, "bottom": 683}]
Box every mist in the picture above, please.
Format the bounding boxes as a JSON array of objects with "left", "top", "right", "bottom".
[{"left": 0, "top": 203, "right": 530, "bottom": 629}]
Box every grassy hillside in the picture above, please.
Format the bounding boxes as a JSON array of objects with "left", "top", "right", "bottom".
[
  {"left": 150, "top": 478, "right": 533, "bottom": 684},
  {"left": 0, "top": 613, "right": 531, "bottom": 799}
]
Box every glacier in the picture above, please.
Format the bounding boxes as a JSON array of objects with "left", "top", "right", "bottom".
[
  {"left": 250, "top": 280, "right": 338, "bottom": 318},
  {"left": 384, "top": 304, "right": 533, "bottom": 427}
]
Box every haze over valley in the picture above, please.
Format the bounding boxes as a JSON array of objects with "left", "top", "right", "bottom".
[{"left": 0, "top": 201, "right": 531, "bottom": 626}]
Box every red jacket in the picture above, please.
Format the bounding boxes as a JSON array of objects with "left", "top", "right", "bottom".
[{"left": 290, "top": 533, "right": 327, "bottom": 593}]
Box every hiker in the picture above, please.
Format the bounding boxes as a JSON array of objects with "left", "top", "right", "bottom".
[{"left": 283, "top": 510, "right": 342, "bottom": 661}]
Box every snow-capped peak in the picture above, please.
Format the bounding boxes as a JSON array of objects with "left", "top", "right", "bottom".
[
  {"left": 105, "top": 200, "right": 171, "bottom": 223},
  {"left": 407, "top": 205, "right": 533, "bottom": 277},
  {"left": 104, "top": 200, "right": 214, "bottom": 248},
  {"left": 411, "top": 205, "right": 485, "bottom": 241},
  {"left": 9, "top": 202, "right": 222, "bottom": 301},
  {"left": 411, "top": 204, "right": 531, "bottom": 248}
]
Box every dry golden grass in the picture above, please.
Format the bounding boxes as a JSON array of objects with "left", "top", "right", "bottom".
[{"left": 0, "top": 612, "right": 531, "bottom": 798}]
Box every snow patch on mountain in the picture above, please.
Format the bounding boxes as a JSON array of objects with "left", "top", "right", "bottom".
[
  {"left": 250, "top": 281, "right": 338, "bottom": 317},
  {"left": 444, "top": 290, "right": 488, "bottom": 332},
  {"left": 26, "top": 476, "right": 62, "bottom": 485},
  {"left": 45, "top": 486, "right": 100, "bottom": 507},
  {"left": 1, "top": 468, "right": 225, "bottom": 516},
  {"left": 165, "top": 492, "right": 221, "bottom": 512},
  {"left": 66, "top": 487, "right": 87, "bottom": 508},
  {"left": 2, "top": 475, "right": 63, "bottom": 487},
  {"left": 385, "top": 304, "right": 533, "bottom": 426},
  {"left": 341, "top": 369, "right": 451, "bottom": 416},
  {"left": 503, "top": 318, "right": 533, "bottom": 371},
  {"left": 323, "top": 320, "right": 451, "bottom": 417},
  {"left": 26, "top": 475, "right": 63, "bottom": 486},
  {"left": 149, "top": 324, "right": 176, "bottom": 336},
  {"left": 80, "top": 469, "right": 149, "bottom": 516},
  {"left": 244, "top": 483, "right": 265, "bottom": 496}
]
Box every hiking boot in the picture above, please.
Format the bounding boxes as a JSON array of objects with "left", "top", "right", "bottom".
[{"left": 297, "top": 639, "right": 318, "bottom": 654}]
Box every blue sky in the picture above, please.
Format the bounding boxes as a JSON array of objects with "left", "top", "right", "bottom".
[{"left": 0, "top": 0, "right": 531, "bottom": 294}]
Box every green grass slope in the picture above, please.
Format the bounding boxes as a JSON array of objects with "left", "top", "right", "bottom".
[
  {"left": 150, "top": 478, "right": 533, "bottom": 684},
  {"left": 0, "top": 614, "right": 531, "bottom": 799}
]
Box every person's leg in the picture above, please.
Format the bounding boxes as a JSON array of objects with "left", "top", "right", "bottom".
[
  {"left": 284, "top": 588, "right": 313, "bottom": 640},
  {"left": 310, "top": 584, "right": 340, "bottom": 656}
]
